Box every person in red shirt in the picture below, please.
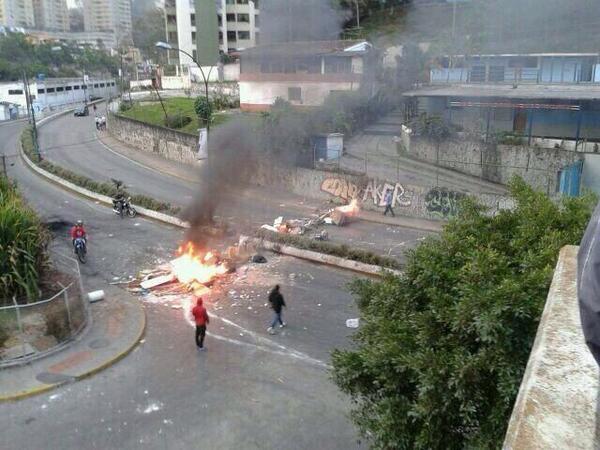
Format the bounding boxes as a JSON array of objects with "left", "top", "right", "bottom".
[
  {"left": 191, "top": 296, "right": 210, "bottom": 351},
  {"left": 70, "top": 220, "right": 87, "bottom": 246}
]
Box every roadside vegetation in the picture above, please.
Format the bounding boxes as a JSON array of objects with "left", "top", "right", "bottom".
[
  {"left": 331, "top": 178, "right": 596, "bottom": 449},
  {"left": 0, "top": 176, "right": 49, "bottom": 305},
  {"left": 21, "top": 127, "right": 180, "bottom": 215}
]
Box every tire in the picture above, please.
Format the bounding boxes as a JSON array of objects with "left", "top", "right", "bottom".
[
  {"left": 76, "top": 245, "right": 86, "bottom": 264},
  {"left": 127, "top": 207, "right": 137, "bottom": 218}
]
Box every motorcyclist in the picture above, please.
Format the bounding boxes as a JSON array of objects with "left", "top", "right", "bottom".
[{"left": 70, "top": 220, "right": 87, "bottom": 250}]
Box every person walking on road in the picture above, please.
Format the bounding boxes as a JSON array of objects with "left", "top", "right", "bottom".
[
  {"left": 383, "top": 188, "right": 395, "bottom": 217},
  {"left": 267, "top": 285, "right": 286, "bottom": 335},
  {"left": 191, "top": 296, "right": 209, "bottom": 351}
]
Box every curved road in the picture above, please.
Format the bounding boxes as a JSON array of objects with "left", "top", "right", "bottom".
[{"left": 0, "top": 118, "right": 362, "bottom": 449}]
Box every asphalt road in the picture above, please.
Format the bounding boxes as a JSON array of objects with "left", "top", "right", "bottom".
[
  {"left": 39, "top": 111, "right": 433, "bottom": 261},
  {"left": 0, "top": 119, "right": 364, "bottom": 449}
]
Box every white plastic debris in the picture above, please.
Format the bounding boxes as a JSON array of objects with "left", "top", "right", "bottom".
[
  {"left": 346, "top": 318, "right": 360, "bottom": 328},
  {"left": 88, "top": 290, "right": 105, "bottom": 303}
]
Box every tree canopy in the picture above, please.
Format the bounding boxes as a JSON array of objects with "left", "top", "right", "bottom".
[{"left": 332, "top": 178, "right": 596, "bottom": 449}]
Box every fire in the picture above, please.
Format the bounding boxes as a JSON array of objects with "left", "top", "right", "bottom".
[
  {"left": 335, "top": 199, "right": 360, "bottom": 216},
  {"left": 170, "top": 242, "right": 228, "bottom": 285}
]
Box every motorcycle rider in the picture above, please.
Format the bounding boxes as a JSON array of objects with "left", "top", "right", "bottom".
[{"left": 70, "top": 220, "right": 87, "bottom": 251}]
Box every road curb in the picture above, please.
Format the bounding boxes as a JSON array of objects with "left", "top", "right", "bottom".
[
  {"left": 0, "top": 303, "right": 146, "bottom": 403},
  {"left": 243, "top": 235, "right": 403, "bottom": 277}
]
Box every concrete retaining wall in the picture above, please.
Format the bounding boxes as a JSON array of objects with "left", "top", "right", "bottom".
[
  {"left": 503, "top": 246, "right": 600, "bottom": 449},
  {"left": 107, "top": 114, "right": 199, "bottom": 164},
  {"left": 406, "top": 134, "right": 579, "bottom": 193}
]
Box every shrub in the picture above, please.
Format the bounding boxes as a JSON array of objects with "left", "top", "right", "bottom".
[
  {"left": 256, "top": 229, "right": 402, "bottom": 270},
  {"left": 0, "top": 176, "right": 49, "bottom": 304},
  {"left": 164, "top": 113, "right": 192, "bottom": 129},
  {"left": 194, "top": 96, "right": 213, "bottom": 124},
  {"left": 410, "top": 113, "right": 453, "bottom": 141},
  {"left": 119, "top": 101, "right": 133, "bottom": 112},
  {"left": 331, "top": 177, "right": 597, "bottom": 450}
]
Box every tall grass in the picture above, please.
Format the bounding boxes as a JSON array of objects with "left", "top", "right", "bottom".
[{"left": 0, "top": 176, "right": 49, "bottom": 305}]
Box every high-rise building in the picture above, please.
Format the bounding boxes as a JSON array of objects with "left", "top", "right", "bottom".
[
  {"left": 33, "top": 0, "right": 69, "bottom": 31},
  {"left": 164, "top": 0, "right": 259, "bottom": 67},
  {"left": 83, "top": 0, "right": 132, "bottom": 42},
  {"left": 0, "top": 0, "right": 36, "bottom": 28}
]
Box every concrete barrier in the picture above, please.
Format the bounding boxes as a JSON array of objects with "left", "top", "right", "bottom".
[{"left": 242, "top": 235, "right": 402, "bottom": 277}]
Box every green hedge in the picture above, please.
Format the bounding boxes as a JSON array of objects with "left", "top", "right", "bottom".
[
  {"left": 0, "top": 176, "right": 49, "bottom": 304},
  {"left": 256, "top": 229, "right": 402, "bottom": 270},
  {"left": 21, "top": 126, "right": 180, "bottom": 215}
]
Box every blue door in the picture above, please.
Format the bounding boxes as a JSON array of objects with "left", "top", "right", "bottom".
[{"left": 559, "top": 160, "right": 583, "bottom": 197}]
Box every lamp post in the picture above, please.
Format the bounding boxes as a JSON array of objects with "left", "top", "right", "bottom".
[{"left": 155, "top": 41, "right": 214, "bottom": 132}]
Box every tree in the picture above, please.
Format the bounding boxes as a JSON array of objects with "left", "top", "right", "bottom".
[
  {"left": 132, "top": 8, "right": 167, "bottom": 62},
  {"left": 331, "top": 178, "right": 596, "bottom": 449}
]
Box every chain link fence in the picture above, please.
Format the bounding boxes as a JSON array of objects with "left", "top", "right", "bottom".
[{"left": 0, "top": 251, "right": 89, "bottom": 366}]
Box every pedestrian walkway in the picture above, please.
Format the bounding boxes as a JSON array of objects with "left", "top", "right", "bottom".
[
  {"left": 97, "top": 132, "right": 444, "bottom": 233},
  {"left": 0, "top": 286, "right": 145, "bottom": 402}
]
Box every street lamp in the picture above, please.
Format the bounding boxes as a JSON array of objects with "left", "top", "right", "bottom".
[{"left": 155, "top": 41, "right": 214, "bottom": 132}]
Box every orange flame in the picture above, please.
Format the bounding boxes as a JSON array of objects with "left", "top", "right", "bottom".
[
  {"left": 335, "top": 199, "right": 360, "bottom": 216},
  {"left": 170, "top": 242, "right": 228, "bottom": 285}
]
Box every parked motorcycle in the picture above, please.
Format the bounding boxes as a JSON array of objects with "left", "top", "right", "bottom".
[
  {"left": 74, "top": 238, "right": 87, "bottom": 264},
  {"left": 112, "top": 196, "right": 137, "bottom": 219}
]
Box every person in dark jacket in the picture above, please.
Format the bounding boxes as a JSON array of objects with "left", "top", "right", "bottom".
[
  {"left": 267, "top": 285, "right": 286, "bottom": 335},
  {"left": 191, "top": 296, "right": 210, "bottom": 350}
]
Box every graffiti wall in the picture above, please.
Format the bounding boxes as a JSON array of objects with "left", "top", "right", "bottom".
[
  {"left": 424, "top": 187, "right": 466, "bottom": 218},
  {"left": 321, "top": 177, "right": 413, "bottom": 209}
]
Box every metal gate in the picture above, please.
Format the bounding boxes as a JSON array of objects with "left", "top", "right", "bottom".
[{"left": 558, "top": 160, "right": 583, "bottom": 197}]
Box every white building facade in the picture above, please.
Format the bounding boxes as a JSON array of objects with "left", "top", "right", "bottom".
[
  {"left": 83, "top": 0, "right": 132, "bottom": 42},
  {"left": 0, "top": 0, "right": 35, "bottom": 28},
  {"left": 165, "top": 0, "right": 259, "bottom": 67},
  {"left": 32, "top": 0, "right": 69, "bottom": 31},
  {"left": 0, "top": 77, "right": 117, "bottom": 116}
]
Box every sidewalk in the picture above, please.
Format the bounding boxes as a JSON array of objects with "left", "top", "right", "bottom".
[
  {"left": 97, "top": 132, "right": 444, "bottom": 233},
  {"left": 0, "top": 286, "right": 145, "bottom": 402}
]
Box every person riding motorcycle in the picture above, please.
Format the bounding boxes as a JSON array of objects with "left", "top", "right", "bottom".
[{"left": 70, "top": 220, "right": 87, "bottom": 250}]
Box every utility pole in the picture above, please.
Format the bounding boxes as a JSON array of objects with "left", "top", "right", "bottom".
[
  {"left": 356, "top": 0, "right": 360, "bottom": 28},
  {"left": 22, "top": 71, "right": 40, "bottom": 158}
]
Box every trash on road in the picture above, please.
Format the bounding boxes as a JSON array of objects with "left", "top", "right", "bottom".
[{"left": 346, "top": 318, "right": 360, "bottom": 328}]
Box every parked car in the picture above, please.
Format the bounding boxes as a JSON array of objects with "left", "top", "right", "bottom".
[{"left": 74, "top": 106, "right": 89, "bottom": 117}]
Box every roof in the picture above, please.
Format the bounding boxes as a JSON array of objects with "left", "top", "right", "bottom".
[
  {"left": 241, "top": 40, "right": 372, "bottom": 59},
  {"left": 403, "top": 84, "right": 600, "bottom": 101},
  {"left": 439, "top": 52, "right": 599, "bottom": 58}
]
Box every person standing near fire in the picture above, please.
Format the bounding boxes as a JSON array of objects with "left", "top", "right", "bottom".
[
  {"left": 191, "top": 296, "right": 210, "bottom": 351},
  {"left": 383, "top": 188, "right": 395, "bottom": 217},
  {"left": 267, "top": 285, "right": 286, "bottom": 335}
]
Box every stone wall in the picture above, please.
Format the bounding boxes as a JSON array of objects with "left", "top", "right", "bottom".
[
  {"left": 107, "top": 114, "right": 199, "bottom": 164},
  {"left": 406, "top": 134, "right": 581, "bottom": 193}
]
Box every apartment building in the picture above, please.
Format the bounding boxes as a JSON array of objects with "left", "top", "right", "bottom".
[
  {"left": 165, "top": 0, "right": 259, "bottom": 67},
  {"left": 0, "top": 0, "right": 35, "bottom": 28},
  {"left": 32, "top": 0, "right": 69, "bottom": 31},
  {"left": 83, "top": 0, "right": 132, "bottom": 41}
]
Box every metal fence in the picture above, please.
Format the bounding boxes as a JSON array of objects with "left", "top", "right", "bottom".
[{"left": 0, "top": 251, "right": 88, "bottom": 366}]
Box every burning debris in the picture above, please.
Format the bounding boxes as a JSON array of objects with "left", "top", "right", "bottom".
[{"left": 260, "top": 199, "right": 361, "bottom": 239}]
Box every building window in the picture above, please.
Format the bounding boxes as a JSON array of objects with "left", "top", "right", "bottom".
[
  {"left": 255, "top": 31, "right": 259, "bottom": 44},
  {"left": 94, "top": 84, "right": 99, "bottom": 88},
  {"left": 237, "top": 13, "right": 249, "bottom": 22},
  {"left": 100, "top": 83, "right": 105, "bottom": 87},
  {"left": 227, "top": 31, "right": 237, "bottom": 41},
  {"left": 217, "top": 14, "right": 222, "bottom": 26},
  {"left": 255, "top": 14, "right": 259, "bottom": 26},
  {"left": 81, "top": 85, "right": 87, "bottom": 90},
  {"left": 324, "top": 57, "right": 352, "bottom": 73},
  {"left": 226, "top": 13, "right": 235, "bottom": 22},
  {"left": 56, "top": 86, "right": 64, "bottom": 92},
  {"left": 8, "top": 89, "right": 23, "bottom": 95},
  {"left": 192, "top": 31, "right": 196, "bottom": 40},
  {"left": 219, "top": 31, "right": 223, "bottom": 43},
  {"left": 254, "top": 0, "right": 259, "bottom": 7},
  {"left": 37, "top": 88, "right": 45, "bottom": 94},
  {"left": 66, "top": 86, "right": 72, "bottom": 90},
  {"left": 168, "top": 31, "right": 178, "bottom": 42},
  {"left": 193, "top": 50, "right": 197, "bottom": 60},
  {"left": 237, "top": 0, "right": 248, "bottom": 4},
  {"left": 46, "top": 87, "right": 55, "bottom": 93},
  {"left": 190, "top": 13, "right": 195, "bottom": 26},
  {"left": 74, "top": 85, "right": 80, "bottom": 90},
  {"left": 167, "top": 14, "right": 176, "bottom": 24},
  {"left": 288, "top": 87, "right": 301, "bottom": 102},
  {"left": 238, "top": 31, "right": 250, "bottom": 40},
  {"left": 226, "top": 0, "right": 234, "bottom": 3}
]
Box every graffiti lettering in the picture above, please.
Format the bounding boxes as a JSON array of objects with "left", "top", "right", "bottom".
[
  {"left": 321, "top": 177, "right": 412, "bottom": 208},
  {"left": 425, "top": 188, "right": 466, "bottom": 218}
]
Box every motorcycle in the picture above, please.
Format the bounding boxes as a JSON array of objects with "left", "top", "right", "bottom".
[
  {"left": 74, "top": 238, "right": 87, "bottom": 264},
  {"left": 112, "top": 196, "right": 137, "bottom": 219}
]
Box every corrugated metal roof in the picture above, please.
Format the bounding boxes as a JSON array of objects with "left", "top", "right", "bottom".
[
  {"left": 241, "top": 40, "right": 372, "bottom": 58},
  {"left": 403, "top": 84, "right": 600, "bottom": 101}
]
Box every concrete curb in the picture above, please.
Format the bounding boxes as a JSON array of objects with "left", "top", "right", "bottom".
[
  {"left": 0, "top": 301, "right": 146, "bottom": 403},
  {"left": 243, "top": 235, "right": 403, "bottom": 277}
]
